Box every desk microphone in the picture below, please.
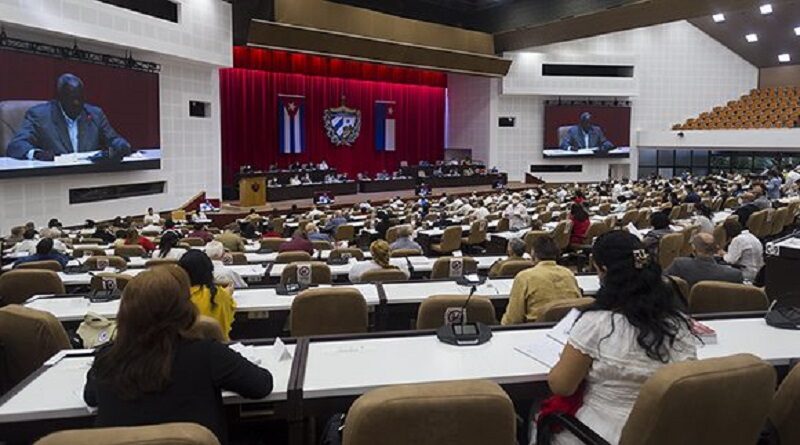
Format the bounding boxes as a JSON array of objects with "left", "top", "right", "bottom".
[{"left": 437, "top": 275, "right": 492, "bottom": 346}]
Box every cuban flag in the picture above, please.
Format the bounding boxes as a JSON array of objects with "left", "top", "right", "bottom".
[
  {"left": 374, "top": 101, "right": 396, "bottom": 151},
  {"left": 278, "top": 95, "right": 305, "bottom": 154}
]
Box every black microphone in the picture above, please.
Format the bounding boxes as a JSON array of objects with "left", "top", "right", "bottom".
[{"left": 459, "top": 283, "right": 478, "bottom": 325}]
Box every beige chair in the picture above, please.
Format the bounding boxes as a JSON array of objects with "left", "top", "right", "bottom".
[
  {"left": 73, "top": 247, "right": 108, "bottom": 257},
  {"left": 390, "top": 248, "right": 422, "bottom": 258},
  {"left": 0, "top": 270, "right": 65, "bottom": 307},
  {"left": 0, "top": 100, "right": 46, "bottom": 156},
  {"left": 360, "top": 268, "right": 409, "bottom": 283},
  {"left": 84, "top": 255, "right": 128, "bottom": 271},
  {"left": 270, "top": 217, "right": 285, "bottom": 235},
  {"left": 187, "top": 315, "right": 226, "bottom": 342},
  {"left": 311, "top": 240, "right": 333, "bottom": 251},
  {"left": 0, "top": 305, "right": 71, "bottom": 393},
  {"left": 343, "top": 380, "right": 516, "bottom": 445},
  {"left": 230, "top": 252, "right": 248, "bottom": 265},
  {"left": 416, "top": 295, "right": 496, "bottom": 329},
  {"left": 35, "top": 423, "right": 220, "bottom": 445},
  {"left": 260, "top": 238, "right": 285, "bottom": 251},
  {"left": 657, "top": 232, "right": 684, "bottom": 269},
  {"left": 15, "top": 260, "right": 63, "bottom": 272},
  {"left": 666, "top": 275, "right": 690, "bottom": 304},
  {"left": 276, "top": 251, "right": 312, "bottom": 264},
  {"left": 712, "top": 224, "right": 727, "bottom": 249},
  {"left": 489, "top": 259, "right": 535, "bottom": 278},
  {"left": 89, "top": 273, "right": 132, "bottom": 292},
  {"left": 669, "top": 205, "right": 682, "bottom": 221},
  {"left": 182, "top": 237, "right": 206, "bottom": 247},
  {"left": 430, "top": 226, "right": 463, "bottom": 255},
  {"left": 768, "top": 207, "right": 789, "bottom": 237},
  {"left": 146, "top": 258, "right": 179, "bottom": 268},
  {"left": 636, "top": 208, "right": 652, "bottom": 229},
  {"left": 551, "top": 220, "right": 572, "bottom": 252},
  {"left": 679, "top": 225, "right": 700, "bottom": 257},
  {"left": 290, "top": 287, "right": 367, "bottom": 336},
  {"left": 329, "top": 248, "right": 365, "bottom": 261},
  {"left": 538, "top": 354, "right": 775, "bottom": 445},
  {"left": 385, "top": 226, "right": 400, "bottom": 244},
  {"left": 335, "top": 224, "right": 356, "bottom": 243},
  {"left": 620, "top": 210, "right": 639, "bottom": 226},
  {"left": 461, "top": 220, "right": 487, "bottom": 249},
  {"left": 688, "top": 281, "right": 769, "bottom": 314},
  {"left": 430, "top": 256, "right": 478, "bottom": 279},
  {"left": 524, "top": 230, "right": 549, "bottom": 254},
  {"left": 496, "top": 217, "right": 510, "bottom": 232},
  {"left": 769, "top": 363, "right": 800, "bottom": 445},
  {"left": 538, "top": 297, "right": 595, "bottom": 322},
  {"left": 280, "top": 262, "right": 332, "bottom": 285},
  {"left": 114, "top": 245, "right": 146, "bottom": 257},
  {"left": 746, "top": 209, "right": 769, "bottom": 239}
]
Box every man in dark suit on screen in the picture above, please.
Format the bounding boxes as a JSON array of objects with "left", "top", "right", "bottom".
[
  {"left": 559, "top": 112, "right": 615, "bottom": 153},
  {"left": 7, "top": 73, "right": 131, "bottom": 161}
]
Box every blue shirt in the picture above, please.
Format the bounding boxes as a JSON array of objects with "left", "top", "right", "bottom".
[
  {"left": 14, "top": 252, "right": 70, "bottom": 269},
  {"left": 766, "top": 177, "right": 782, "bottom": 200}
]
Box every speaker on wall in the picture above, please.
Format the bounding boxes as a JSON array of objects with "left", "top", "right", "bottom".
[
  {"left": 498, "top": 117, "right": 516, "bottom": 127},
  {"left": 189, "top": 101, "right": 211, "bottom": 118}
]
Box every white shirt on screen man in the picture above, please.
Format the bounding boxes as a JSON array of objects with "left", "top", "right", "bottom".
[{"left": 723, "top": 230, "right": 764, "bottom": 282}]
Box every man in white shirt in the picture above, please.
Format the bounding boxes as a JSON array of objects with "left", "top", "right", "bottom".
[
  {"left": 143, "top": 208, "right": 160, "bottom": 225},
  {"left": 306, "top": 206, "right": 324, "bottom": 219},
  {"left": 12, "top": 229, "right": 38, "bottom": 255},
  {"left": 205, "top": 241, "right": 248, "bottom": 289},
  {"left": 39, "top": 228, "right": 68, "bottom": 254},
  {"left": 784, "top": 166, "right": 800, "bottom": 190},
  {"left": 503, "top": 200, "right": 529, "bottom": 231},
  {"left": 472, "top": 205, "right": 490, "bottom": 221},
  {"left": 722, "top": 220, "right": 764, "bottom": 282}
]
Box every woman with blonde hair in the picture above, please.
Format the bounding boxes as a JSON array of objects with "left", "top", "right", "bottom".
[
  {"left": 348, "top": 239, "right": 410, "bottom": 283},
  {"left": 84, "top": 265, "right": 272, "bottom": 444}
]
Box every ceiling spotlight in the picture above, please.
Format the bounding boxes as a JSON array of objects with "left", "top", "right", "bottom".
[
  {"left": 746, "top": 33, "right": 759, "bottom": 42},
  {"left": 778, "top": 53, "right": 791, "bottom": 63},
  {"left": 712, "top": 13, "right": 726, "bottom": 23},
  {"left": 795, "top": 26, "right": 800, "bottom": 36},
  {"left": 760, "top": 4, "right": 773, "bottom": 15}
]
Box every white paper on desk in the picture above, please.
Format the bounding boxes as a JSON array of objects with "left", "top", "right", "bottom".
[
  {"left": 514, "top": 337, "right": 564, "bottom": 369},
  {"left": 453, "top": 250, "right": 462, "bottom": 257},
  {"left": 273, "top": 337, "right": 293, "bottom": 362},
  {"left": 229, "top": 342, "right": 262, "bottom": 365},
  {"left": 547, "top": 308, "right": 580, "bottom": 345}
]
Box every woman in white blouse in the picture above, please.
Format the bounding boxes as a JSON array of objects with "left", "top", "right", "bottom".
[
  {"left": 545, "top": 231, "right": 697, "bottom": 445},
  {"left": 152, "top": 232, "right": 187, "bottom": 261}
]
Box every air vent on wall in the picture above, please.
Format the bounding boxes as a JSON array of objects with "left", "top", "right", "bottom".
[
  {"left": 97, "top": 0, "right": 179, "bottom": 23},
  {"left": 70, "top": 181, "right": 166, "bottom": 204},
  {"left": 542, "top": 64, "right": 634, "bottom": 78}
]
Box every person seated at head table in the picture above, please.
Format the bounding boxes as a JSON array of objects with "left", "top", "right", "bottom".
[
  {"left": 39, "top": 227, "right": 68, "bottom": 254},
  {"left": 260, "top": 222, "right": 282, "bottom": 239},
  {"left": 13, "top": 238, "right": 70, "bottom": 269},
  {"left": 188, "top": 223, "right": 214, "bottom": 243},
  {"left": 568, "top": 203, "right": 590, "bottom": 245},
  {"left": 83, "top": 265, "right": 270, "bottom": 444},
  {"left": 153, "top": 232, "right": 187, "bottom": 261},
  {"left": 6, "top": 225, "right": 25, "bottom": 245},
  {"left": 488, "top": 237, "right": 528, "bottom": 278},
  {"left": 204, "top": 241, "right": 248, "bottom": 289},
  {"left": 288, "top": 175, "right": 302, "bottom": 186},
  {"left": 318, "top": 159, "right": 329, "bottom": 170},
  {"left": 642, "top": 211, "right": 673, "bottom": 256},
  {"left": 216, "top": 229, "right": 245, "bottom": 253},
  {"left": 12, "top": 229, "right": 38, "bottom": 255},
  {"left": 721, "top": 219, "right": 763, "bottom": 283},
  {"left": 349, "top": 240, "right": 409, "bottom": 283},
  {"left": 278, "top": 230, "right": 313, "bottom": 255},
  {"left": 665, "top": 232, "right": 743, "bottom": 289},
  {"left": 389, "top": 224, "right": 422, "bottom": 252},
  {"left": 305, "top": 223, "right": 331, "bottom": 242},
  {"left": 143, "top": 207, "right": 161, "bottom": 226},
  {"left": 267, "top": 177, "right": 279, "bottom": 187},
  {"left": 301, "top": 173, "right": 312, "bottom": 184},
  {"left": 544, "top": 231, "right": 697, "bottom": 445},
  {"left": 501, "top": 236, "right": 580, "bottom": 324},
  {"left": 178, "top": 250, "right": 237, "bottom": 340}
]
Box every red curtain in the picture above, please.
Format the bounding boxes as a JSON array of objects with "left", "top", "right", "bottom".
[{"left": 219, "top": 67, "right": 446, "bottom": 186}]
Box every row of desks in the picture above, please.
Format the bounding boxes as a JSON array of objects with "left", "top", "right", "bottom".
[{"left": 0, "top": 315, "right": 797, "bottom": 444}]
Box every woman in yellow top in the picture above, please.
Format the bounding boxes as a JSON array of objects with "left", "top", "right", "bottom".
[{"left": 178, "top": 250, "right": 236, "bottom": 340}]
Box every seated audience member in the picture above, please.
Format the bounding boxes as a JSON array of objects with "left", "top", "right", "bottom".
[
  {"left": 162, "top": 219, "right": 183, "bottom": 239},
  {"left": 92, "top": 224, "right": 116, "bottom": 244},
  {"left": 24, "top": 221, "right": 38, "bottom": 236},
  {"left": 501, "top": 236, "right": 580, "bottom": 324},
  {"left": 153, "top": 232, "right": 187, "bottom": 260},
  {"left": 504, "top": 199, "right": 530, "bottom": 231},
  {"left": 143, "top": 207, "right": 160, "bottom": 225},
  {"left": 323, "top": 210, "right": 348, "bottom": 233},
  {"left": 244, "top": 208, "right": 262, "bottom": 223},
  {"left": 12, "top": 229, "right": 38, "bottom": 255},
  {"left": 665, "top": 233, "right": 743, "bottom": 287},
  {"left": 260, "top": 222, "right": 282, "bottom": 238},
  {"left": 389, "top": 225, "right": 422, "bottom": 251},
  {"left": 14, "top": 238, "right": 69, "bottom": 269},
  {"left": 178, "top": 251, "right": 237, "bottom": 340},
  {"left": 39, "top": 227, "right": 68, "bottom": 254},
  {"left": 125, "top": 228, "right": 156, "bottom": 252},
  {"left": 6, "top": 225, "right": 25, "bottom": 244},
  {"left": 683, "top": 184, "right": 701, "bottom": 204},
  {"left": 573, "top": 190, "right": 586, "bottom": 204},
  {"left": 734, "top": 192, "right": 760, "bottom": 227},
  {"left": 722, "top": 219, "right": 764, "bottom": 282},
  {"left": 693, "top": 203, "right": 715, "bottom": 234},
  {"left": 205, "top": 241, "right": 247, "bottom": 289},
  {"left": 349, "top": 240, "right": 409, "bottom": 283},
  {"left": 279, "top": 230, "right": 314, "bottom": 255},
  {"left": 488, "top": 237, "right": 528, "bottom": 277},
  {"left": 374, "top": 211, "right": 394, "bottom": 240},
  {"left": 546, "top": 231, "right": 697, "bottom": 444},
  {"left": 752, "top": 185, "right": 772, "bottom": 210},
  {"left": 642, "top": 212, "right": 673, "bottom": 256},
  {"left": 568, "top": 203, "right": 590, "bottom": 245},
  {"left": 216, "top": 229, "right": 245, "bottom": 253},
  {"left": 307, "top": 206, "right": 324, "bottom": 219},
  {"left": 188, "top": 223, "right": 214, "bottom": 243},
  {"left": 83, "top": 265, "right": 270, "bottom": 443},
  {"left": 305, "top": 223, "right": 331, "bottom": 242}
]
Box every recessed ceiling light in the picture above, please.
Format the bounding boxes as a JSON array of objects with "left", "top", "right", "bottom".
[
  {"left": 760, "top": 4, "right": 773, "bottom": 15},
  {"left": 795, "top": 26, "right": 800, "bottom": 36},
  {"left": 746, "top": 33, "right": 759, "bottom": 43},
  {"left": 778, "top": 53, "right": 791, "bottom": 63},
  {"left": 712, "top": 13, "right": 726, "bottom": 23}
]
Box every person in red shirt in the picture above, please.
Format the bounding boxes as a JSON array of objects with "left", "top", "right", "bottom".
[
  {"left": 188, "top": 223, "right": 214, "bottom": 243},
  {"left": 573, "top": 189, "right": 586, "bottom": 204},
  {"left": 569, "top": 203, "right": 591, "bottom": 245},
  {"left": 260, "top": 222, "right": 282, "bottom": 239},
  {"left": 278, "top": 230, "right": 313, "bottom": 255},
  {"left": 125, "top": 228, "right": 155, "bottom": 252}
]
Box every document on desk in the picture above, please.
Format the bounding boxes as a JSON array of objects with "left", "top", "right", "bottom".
[{"left": 513, "top": 309, "right": 580, "bottom": 369}]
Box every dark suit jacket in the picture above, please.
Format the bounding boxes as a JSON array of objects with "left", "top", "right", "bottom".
[
  {"left": 664, "top": 256, "right": 743, "bottom": 288},
  {"left": 7, "top": 101, "right": 131, "bottom": 160},
  {"left": 559, "top": 125, "right": 615, "bottom": 151}
]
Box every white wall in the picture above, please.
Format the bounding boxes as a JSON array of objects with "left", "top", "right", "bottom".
[
  {"left": 448, "top": 20, "right": 758, "bottom": 183},
  {"left": 0, "top": 0, "right": 231, "bottom": 232},
  {"left": 446, "top": 74, "right": 492, "bottom": 165}
]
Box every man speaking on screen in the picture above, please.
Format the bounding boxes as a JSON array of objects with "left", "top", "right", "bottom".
[
  {"left": 559, "top": 112, "right": 615, "bottom": 153},
  {"left": 7, "top": 73, "right": 131, "bottom": 161}
]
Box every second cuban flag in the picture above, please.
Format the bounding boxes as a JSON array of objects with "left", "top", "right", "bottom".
[
  {"left": 374, "top": 101, "right": 396, "bottom": 152},
  {"left": 278, "top": 95, "right": 305, "bottom": 154}
]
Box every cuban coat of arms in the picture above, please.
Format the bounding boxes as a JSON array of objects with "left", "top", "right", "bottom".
[{"left": 324, "top": 95, "right": 361, "bottom": 146}]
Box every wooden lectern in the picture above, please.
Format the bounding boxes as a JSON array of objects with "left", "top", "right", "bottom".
[{"left": 239, "top": 174, "right": 267, "bottom": 207}]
